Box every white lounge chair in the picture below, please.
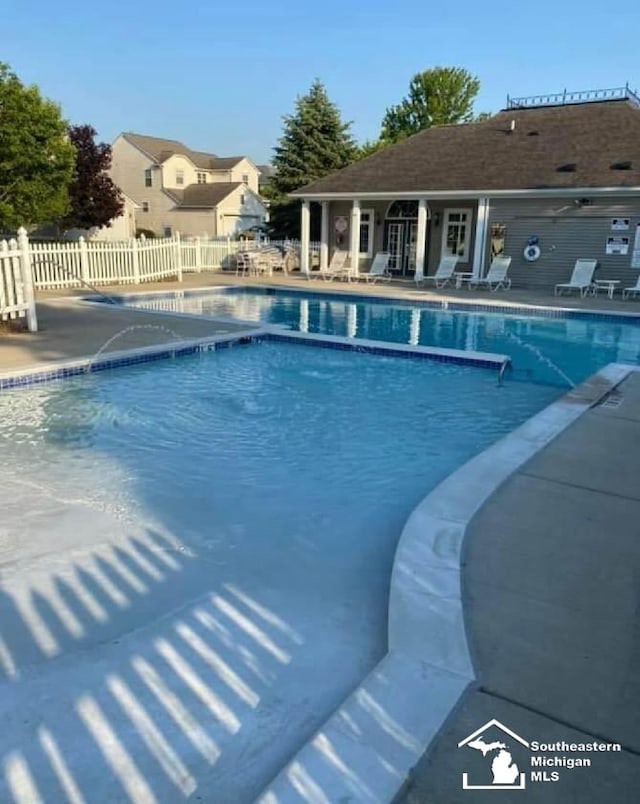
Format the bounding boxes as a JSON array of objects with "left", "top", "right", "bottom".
[
  {"left": 361, "top": 252, "right": 391, "bottom": 283},
  {"left": 314, "top": 250, "right": 350, "bottom": 281},
  {"left": 554, "top": 259, "right": 597, "bottom": 297},
  {"left": 419, "top": 255, "right": 459, "bottom": 288},
  {"left": 468, "top": 256, "right": 512, "bottom": 291},
  {"left": 623, "top": 274, "right": 640, "bottom": 299}
]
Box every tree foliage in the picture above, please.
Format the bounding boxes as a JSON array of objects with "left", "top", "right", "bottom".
[
  {"left": 62, "top": 125, "right": 124, "bottom": 231},
  {"left": 0, "top": 63, "right": 75, "bottom": 230},
  {"left": 268, "top": 80, "right": 356, "bottom": 238},
  {"left": 381, "top": 67, "right": 482, "bottom": 144}
]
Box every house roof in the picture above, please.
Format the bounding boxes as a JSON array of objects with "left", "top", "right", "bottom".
[
  {"left": 294, "top": 100, "right": 640, "bottom": 196},
  {"left": 166, "top": 182, "right": 243, "bottom": 208}
]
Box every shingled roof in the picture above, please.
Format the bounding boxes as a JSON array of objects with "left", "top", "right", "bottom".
[
  {"left": 165, "top": 182, "right": 242, "bottom": 208},
  {"left": 294, "top": 100, "right": 640, "bottom": 196},
  {"left": 123, "top": 133, "right": 245, "bottom": 171}
]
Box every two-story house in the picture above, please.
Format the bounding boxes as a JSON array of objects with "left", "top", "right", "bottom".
[{"left": 110, "top": 133, "right": 268, "bottom": 238}]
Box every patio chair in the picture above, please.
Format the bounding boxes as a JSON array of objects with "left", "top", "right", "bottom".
[
  {"left": 418, "top": 255, "right": 459, "bottom": 288},
  {"left": 554, "top": 259, "right": 598, "bottom": 297},
  {"left": 315, "top": 249, "right": 350, "bottom": 281},
  {"left": 361, "top": 252, "right": 391, "bottom": 284},
  {"left": 468, "top": 256, "right": 512, "bottom": 291},
  {"left": 623, "top": 274, "right": 640, "bottom": 299}
]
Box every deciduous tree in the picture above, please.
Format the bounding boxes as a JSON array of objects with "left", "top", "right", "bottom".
[
  {"left": 62, "top": 125, "right": 124, "bottom": 231},
  {"left": 381, "top": 67, "right": 482, "bottom": 144},
  {"left": 0, "top": 63, "right": 75, "bottom": 229}
]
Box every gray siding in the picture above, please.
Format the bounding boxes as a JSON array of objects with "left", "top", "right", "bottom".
[{"left": 487, "top": 197, "right": 640, "bottom": 289}]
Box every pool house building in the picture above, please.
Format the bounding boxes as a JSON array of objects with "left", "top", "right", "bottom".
[{"left": 293, "top": 86, "right": 640, "bottom": 289}]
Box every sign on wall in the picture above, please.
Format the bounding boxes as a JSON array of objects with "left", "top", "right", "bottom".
[
  {"left": 632, "top": 224, "right": 640, "bottom": 268},
  {"left": 606, "top": 236, "right": 630, "bottom": 255},
  {"left": 490, "top": 223, "right": 506, "bottom": 259},
  {"left": 334, "top": 216, "right": 348, "bottom": 233},
  {"left": 611, "top": 218, "right": 630, "bottom": 231}
]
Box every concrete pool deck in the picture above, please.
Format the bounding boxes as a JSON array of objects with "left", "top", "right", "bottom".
[{"left": 402, "top": 369, "right": 640, "bottom": 803}]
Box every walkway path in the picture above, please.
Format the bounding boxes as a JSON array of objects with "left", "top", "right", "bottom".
[{"left": 403, "top": 370, "right": 640, "bottom": 802}]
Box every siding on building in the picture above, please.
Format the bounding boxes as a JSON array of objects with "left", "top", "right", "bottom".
[
  {"left": 486, "top": 197, "right": 640, "bottom": 288},
  {"left": 326, "top": 200, "right": 479, "bottom": 275}
]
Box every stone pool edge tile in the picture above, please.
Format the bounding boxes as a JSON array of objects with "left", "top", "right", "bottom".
[
  {"left": 0, "top": 329, "right": 510, "bottom": 391},
  {"left": 256, "top": 361, "right": 634, "bottom": 804},
  {"left": 0, "top": 329, "right": 267, "bottom": 390},
  {"left": 85, "top": 284, "right": 640, "bottom": 324}
]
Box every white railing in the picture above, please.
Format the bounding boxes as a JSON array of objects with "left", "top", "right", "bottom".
[{"left": 0, "top": 228, "right": 37, "bottom": 331}]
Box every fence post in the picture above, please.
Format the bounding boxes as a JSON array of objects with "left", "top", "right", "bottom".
[
  {"left": 131, "top": 236, "right": 141, "bottom": 283},
  {"left": 195, "top": 236, "right": 202, "bottom": 273},
  {"left": 79, "top": 236, "right": 89, "bottom": 285},
  {"left": 17, "top": 227, "right": 38, "bottom": 332},
  {"left": 174, "top": 231, "right": 183, "bottom": 282},
  {"left": 226, "top": 236, "right": 231, "bottom": 265}
]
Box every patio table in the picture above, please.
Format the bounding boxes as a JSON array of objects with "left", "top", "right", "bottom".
[
  {"left": 454, "top": 272, "right": 474, "bottom": 289},
  {"left": 592, "top": 280, "right": 621, "bottom": 299}
]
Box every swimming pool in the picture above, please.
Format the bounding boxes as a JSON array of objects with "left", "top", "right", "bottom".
[
  {"left": 122, "top": 287, "right": 640, "bottom": 387},
  {"left": 0, "top": 340, "right": 559, "bottom": 803}
]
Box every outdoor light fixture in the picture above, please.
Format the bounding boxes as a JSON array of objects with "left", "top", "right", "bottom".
[
  {"left": 375, "top": 213, "right": 381, "bottom": 226},
  {"left": 433, "top": 212, "right": 441, "bottom": 226}
]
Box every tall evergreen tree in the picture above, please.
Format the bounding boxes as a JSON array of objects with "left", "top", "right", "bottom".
[
  {"left": 268, "top": 80, "right": 356, "bottom": 239},
  {"left": 0, "top": 62, "right": 75, "bottom": 229},
  {"left": 381, "top": 67, "right": 482, "bottom": 144},
  {"left": 62, "top": 125, "right": 124, "bottom": 231}
]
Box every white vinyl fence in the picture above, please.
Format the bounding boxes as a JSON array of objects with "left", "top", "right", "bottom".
[
  {"left": 27, "top": 233, "right": 320, "bottom": 291},
  {"left": 0, "top": 228, "right": 37, "bottom": 331}
]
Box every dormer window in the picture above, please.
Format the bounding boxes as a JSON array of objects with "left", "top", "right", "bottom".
[
  {"left": 196, "top": 172, "right": 207, "bottom": 184},
  {"left": 175, "top": 169, "right": 185, "bottom": 186}
]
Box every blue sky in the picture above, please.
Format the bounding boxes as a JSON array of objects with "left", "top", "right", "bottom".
[{"left": 4, "top": 1, "right": 640, "bottom": 164}]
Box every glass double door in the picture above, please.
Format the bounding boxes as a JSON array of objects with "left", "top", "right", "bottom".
[{"left": 385, "top": 220, "right": 420, "bottom": 276}]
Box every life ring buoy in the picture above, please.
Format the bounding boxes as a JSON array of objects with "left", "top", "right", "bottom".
[{"left": 524, "top": 244, "right": 541, "bottom": 262}]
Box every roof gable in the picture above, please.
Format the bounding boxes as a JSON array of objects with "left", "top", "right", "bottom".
[
  {"left": 166, "top": 182, "right": 243, "bottom": 208},
  {"left": 294, "top": 100, "right": 640, "bottom": 196}
]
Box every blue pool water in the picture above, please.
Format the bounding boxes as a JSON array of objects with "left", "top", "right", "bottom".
[
  {"left": 125, "top": 287, "right": 640, "bottom": 387},
  {"left": 0, "top": 342, "right": 559, "bottom": 801}
]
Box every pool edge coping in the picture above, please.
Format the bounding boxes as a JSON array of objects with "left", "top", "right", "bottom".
[
  {"left": 81, "top": 282, "right": 640, "bottom": 324},
  {"left": 0, "top": 327, "right": 510, "bottom": 389},
  {"left": 256, "top": 361, "right": 635, "bottom": 804}
]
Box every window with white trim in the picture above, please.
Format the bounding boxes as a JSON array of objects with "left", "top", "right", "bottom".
[
  {"left": 144, "top": 169, "right": 152, "bottom": 187},
  {"left": 441, "top": 209, "right": 471, "bottom": 260},
  {"left": 142, "top": 201, "right": 150, "bottom": 213},
  {"left": 241, "top": 173, "right": 249, "bottom": 184},
  {"left": 196, "top": 172, "right": 207, "bottom": 184},
  {"left": 175, "top": 169, "right": 185, "bottom": 186},
  {"left": 359, "top": 208, "right": 374, "bottom": 257}
]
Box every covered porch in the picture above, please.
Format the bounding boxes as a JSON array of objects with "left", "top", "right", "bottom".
[{"left": 298, "top": 196, "right": 492, "bottom": 282}]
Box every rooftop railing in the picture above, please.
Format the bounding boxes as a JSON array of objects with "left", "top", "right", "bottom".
[{"left": 506, "top": 84, "right": 640, "bottom": 109}]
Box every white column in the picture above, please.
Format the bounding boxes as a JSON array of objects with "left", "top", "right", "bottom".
[
  {"left": 349, "top": 199, "right": 361, "bottom": 279},
  {"left": 300, "top": 200, "right": 311, "bottom": 275},
  {"left": 415, "top": 199, "right": 428, "bottom": 283},
  {"left": 472, "top": 198, "right": 489, "bottom": 279},
  {"left": 320, "top": 201, "right": 329, "bottom": 272}
]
